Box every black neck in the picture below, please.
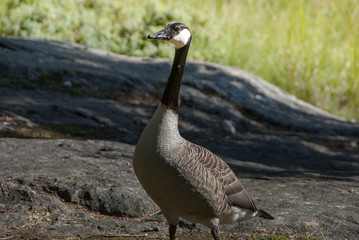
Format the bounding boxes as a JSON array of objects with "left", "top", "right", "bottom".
[{"left": 160, "top": 40, "right": 191, "bottom": 114}]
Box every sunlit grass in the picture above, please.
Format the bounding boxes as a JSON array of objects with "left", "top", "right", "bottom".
[{"left": 0, "top": 0, "right": 358, "bottom": 120}]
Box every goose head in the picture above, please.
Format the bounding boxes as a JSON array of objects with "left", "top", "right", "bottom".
[{"left": 148, "top": 22, "right": 191, "bottom": 49}]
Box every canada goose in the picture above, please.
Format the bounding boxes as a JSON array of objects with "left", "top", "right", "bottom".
[{"left": 133, "top": 22, "right": 274, "bottom": 240}]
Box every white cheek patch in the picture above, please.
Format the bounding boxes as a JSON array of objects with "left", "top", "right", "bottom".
[{"left": 169, "top": 29, "right": 191, "bottom": 48}]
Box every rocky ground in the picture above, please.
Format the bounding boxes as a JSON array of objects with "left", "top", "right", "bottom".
[{"left": 0, "top": 37, "right": 358, "bottom": 239}]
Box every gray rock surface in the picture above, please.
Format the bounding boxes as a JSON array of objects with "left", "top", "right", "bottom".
[{"left": 0, "top": 37, "right": 359, "bottom": 239}]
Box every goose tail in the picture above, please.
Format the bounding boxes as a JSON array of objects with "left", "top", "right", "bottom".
[{"left": 257, "top": 209, "right": 275, "bottom": 220}]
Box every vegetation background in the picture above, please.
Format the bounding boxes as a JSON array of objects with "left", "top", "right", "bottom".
[{"left": 1, "top": 0, "right": 358, "bottom": 121}]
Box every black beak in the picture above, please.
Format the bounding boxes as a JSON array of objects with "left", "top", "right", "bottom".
[{"left": 147, "top": 28, "right": 169, "bottom": 40}]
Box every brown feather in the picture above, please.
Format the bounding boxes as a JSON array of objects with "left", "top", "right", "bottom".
[{"left": 188, "top": 143, "right": 258, "bottom": 213}]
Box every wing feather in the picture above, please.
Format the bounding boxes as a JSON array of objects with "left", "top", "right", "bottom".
[{"left": 189, "top": 143, "right": 258, "bottom": 213}]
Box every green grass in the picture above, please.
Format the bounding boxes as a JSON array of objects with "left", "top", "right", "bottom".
[{"left": 0, "top": 0, "right": 358, "bottom": 120}]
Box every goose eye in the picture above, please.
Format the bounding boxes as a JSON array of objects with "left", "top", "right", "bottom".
[{"left": 174, "top": 26, "right": 180, "bottom": 31}]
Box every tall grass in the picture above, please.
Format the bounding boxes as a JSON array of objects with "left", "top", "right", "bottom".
[{"left": 0, "top": 0, "right": 358, "bottom": 120}]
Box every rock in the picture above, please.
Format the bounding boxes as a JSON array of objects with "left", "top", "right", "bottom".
[
  {"left": 0, "top": 37, "right": 359, "bottom": 239},
  {"left": 0, "top": 37, "right": 357, "bottom": 137},
  {"left": 0, "top": 138, "right": 164, "bottom": 238},
  {"left": 0, "top": 139, "right": 157, "bottom": 218},
  {"left": 63, "top": 80, "right": 72, "bottom": 87},
  {"left": 223, "top": 119, "right": 236, "bottom": 135},
  {"left": 0, "top": 138, "right": 358, "bottom": 239}
]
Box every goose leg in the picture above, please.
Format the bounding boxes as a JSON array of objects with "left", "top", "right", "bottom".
[
  {"left": 163, "top": 212, "right": 178, "bottom": 240},
  {"left": 210, "top": 226, "right": 220, "bottom": 240},
  {"left": 169, "top": 225, "right": 177, "bottom": 240}
]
